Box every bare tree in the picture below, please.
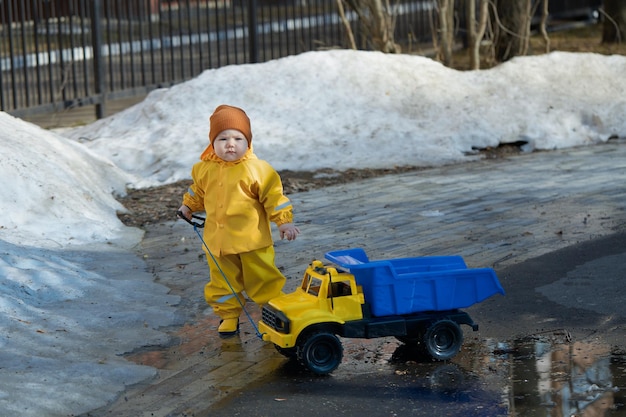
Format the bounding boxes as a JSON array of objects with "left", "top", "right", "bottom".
[
  {"left": 338, "top": 0, "right": 401, "bottom": 53},
  {"left": 466, "top": 0, "right": 489, "bottom": 69},
  {"left": 538, "top": 0, "right": 550, "bottom": 53},
  {"left": 336, "top": 0, "right": 357, "bottom": 49},
  {"left": 436, "top": 0, "right": 455, "bottom": 66},
  {"left": 602, "top": 0, "right": 626, "bottom": 43},
  {"left": 491, "top": 0, "right": 531, "bottom": 62}
]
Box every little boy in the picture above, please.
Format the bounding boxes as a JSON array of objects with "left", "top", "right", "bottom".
[{"left": 178, "top": 104, "right": 300, "bottom": 337}]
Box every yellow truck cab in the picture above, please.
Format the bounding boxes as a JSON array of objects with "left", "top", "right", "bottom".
[{"left": 260, "top": 260, "right": 364, "bottom": 347}]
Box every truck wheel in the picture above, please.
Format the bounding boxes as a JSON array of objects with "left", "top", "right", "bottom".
[
  {"left": 423, "top": 319, "right": 463, "bottom": 361},
  {"left": 297, "top": 332, "right": 343, "bottom": 375}
]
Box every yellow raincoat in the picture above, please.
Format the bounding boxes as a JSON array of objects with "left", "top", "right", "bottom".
[
  {"left": 183, "top": 146, "right": 293, "bottom": 256},
  {"left": 182, "top": 143, "right": 293, "bottom": 319}
]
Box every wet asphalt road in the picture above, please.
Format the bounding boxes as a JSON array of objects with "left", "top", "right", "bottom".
[
  {"left": 85, "top": 140, "right": 626, "bottom": 416},
  {"left": 207, "top": 231, "right": 626, "bottom": 417}
]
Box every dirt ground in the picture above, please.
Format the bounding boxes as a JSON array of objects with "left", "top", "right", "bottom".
[
  {"left": 115, "top": 144, "right": 525, "bottom": 228},
  {"left": 116, "top": 165, "right": 459, "bottom": 227},
  {"left": 115, "top": 23, "right": 625, "bottom": 228}
]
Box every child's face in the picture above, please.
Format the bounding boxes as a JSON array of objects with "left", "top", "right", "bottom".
[{"left": 213, "top": 129, "right": 249, "bottom": 161}]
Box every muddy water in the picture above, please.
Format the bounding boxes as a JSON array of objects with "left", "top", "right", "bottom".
[
  {"left": 210, "top": 331, "right": 626, "bottom": 417},
  {"left": 384, "top": 332, "right": 626, "bottom": 417},
  {"left": 493, "top": 335, "right": 625, "bottom": 416}
]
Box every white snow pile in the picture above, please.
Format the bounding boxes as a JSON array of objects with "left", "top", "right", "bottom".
[
  {"left": 0, "top": 112, "right": 138, "bottom": 248},
  {"left": 65, "top": 50, "right": 626, "bottom": 189},
  {"left": 0, "top": 114, "right": 179, "bottom": 416}
]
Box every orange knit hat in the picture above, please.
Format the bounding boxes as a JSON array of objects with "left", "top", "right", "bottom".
[{"left": 209, "top": 104, "right": 252, "bottom": 145}]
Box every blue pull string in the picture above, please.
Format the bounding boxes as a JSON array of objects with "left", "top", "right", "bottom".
[{"left": 193, "top": 225, "right": 264, "bottom": 339}]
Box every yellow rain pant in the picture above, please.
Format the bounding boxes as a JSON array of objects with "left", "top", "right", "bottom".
[{"left": 204, "top": 245, "right": 286, "bottom": 320}]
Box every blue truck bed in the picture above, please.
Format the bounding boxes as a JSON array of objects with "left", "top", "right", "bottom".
[{"left": 325, "top": 248, "right": 505, "bottom": 317}]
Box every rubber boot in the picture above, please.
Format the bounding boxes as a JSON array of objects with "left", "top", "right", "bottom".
[{"left": 218, "top": 318, "right": 239, "bottom": 338}]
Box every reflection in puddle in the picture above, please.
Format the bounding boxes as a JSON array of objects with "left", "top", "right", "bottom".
[
  {"left": 326, "top": 333, "right": 625, "bottom": 416},
  {"left": 501, "top": 334, "right": 624, "bottom": 416},
  {"left": 386, "top": 333, "right": 626, "bottom": 417},
  {"left": 125, "top": 305, "right": 266, "bottom": 369}
]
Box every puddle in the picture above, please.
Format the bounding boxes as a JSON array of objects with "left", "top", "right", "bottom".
[
  {"left": 125, "top": 303, "right": 265, "bottom": 356},
  {"left": 495, "top": 334, "right": 625, "bottom": 416},
  {"left": 385, "top": 332, "right": 626, "bottom": 416}
]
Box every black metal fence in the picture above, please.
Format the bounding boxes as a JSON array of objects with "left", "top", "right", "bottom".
[{"left": 0, "top": 0, "right": 601, "bottom": 119}]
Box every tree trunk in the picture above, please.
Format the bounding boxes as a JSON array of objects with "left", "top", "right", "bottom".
[
  {"left": 342, "top": 0, "right": 400, "bottom": 53},
  {"left": 336, "top": 0, "right": 357, "bottom": 49},
  {"left": 437, "top": 0, "right": 455, "bottom": 66},
  {"left": 492, "top": 0, "right": 531, "bottom": 62},
  {"left": 602, "top": 0, "right": 626, "bottom": 43},
  {"left": 371, "top": 0, "right": 400, "bottom": 53},
  {"left": 466, "top": 0, "right": 489, "bottom": 70},
  {"left": 539, "top": 0, "right": 550, "bottom": 53}
]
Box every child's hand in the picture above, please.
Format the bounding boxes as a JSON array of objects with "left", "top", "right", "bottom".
[
  {"left": 279, "top": 223, "right": 301, "bottom": 241},
  {"left": 177, "top": 204, "right": 192, "bottom": 220}
]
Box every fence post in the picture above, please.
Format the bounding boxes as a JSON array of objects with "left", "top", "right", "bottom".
[
  {"left": 91, "top": 0, "right": 106, "bottom": 118},
  {"left": 248, "top": 0, "right": 259, "bottom": 63}
]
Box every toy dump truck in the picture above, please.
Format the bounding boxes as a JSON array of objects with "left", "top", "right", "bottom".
[{"left": 259, "top": 248, "right": 505, "bottom": 375}]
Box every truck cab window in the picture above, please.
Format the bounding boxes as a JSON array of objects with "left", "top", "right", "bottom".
[
  {"left": 302, "top": 274, "right": 322, "bottom": 296},
  {"left": 329, "top": 281, "right": 352, "bottom": 297}
]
